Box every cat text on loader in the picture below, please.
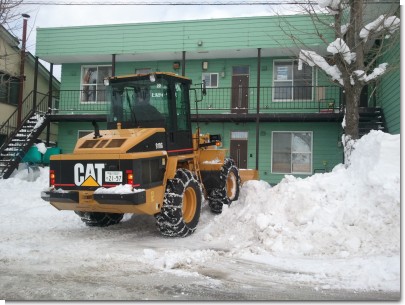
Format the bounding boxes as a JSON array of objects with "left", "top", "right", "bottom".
[{"left": 41, "top": 72, "right": 258, "bottom": 237}]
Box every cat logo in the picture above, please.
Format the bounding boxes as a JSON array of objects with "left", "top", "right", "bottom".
[{"left": 74, "top": 163, "right": 105, "bottom": 186}]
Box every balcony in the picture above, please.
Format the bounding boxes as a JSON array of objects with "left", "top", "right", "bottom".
[
  {"left": 192, "top": 85, "right": 343, "bottom": 122},
  {"left": 47, "top": 85, "right": 343, "bottom": 123}
]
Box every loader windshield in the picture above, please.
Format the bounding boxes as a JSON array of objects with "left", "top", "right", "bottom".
[
  {"left": 107, "top": 77, "right": 170, "bottom": 129},
  {"left": 106, "top": 73, "right": 193, "bottom": 152}
]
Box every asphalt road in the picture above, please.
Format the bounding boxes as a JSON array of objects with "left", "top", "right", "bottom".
[{"left": 0, "top": 252, "right": 399, "bottom": 301}]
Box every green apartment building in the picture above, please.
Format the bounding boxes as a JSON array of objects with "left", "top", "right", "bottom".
[{"left": 33, "top": 14, "right": 399, "bottom": 185}]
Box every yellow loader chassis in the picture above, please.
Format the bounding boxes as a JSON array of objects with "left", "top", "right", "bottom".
[{"left": 46, "top": 185, "right": 166, "bottom": 216}]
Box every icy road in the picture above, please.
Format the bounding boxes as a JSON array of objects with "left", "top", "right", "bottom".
[{"left": 0, "top": 131, "right": 400, "bottom": 300}]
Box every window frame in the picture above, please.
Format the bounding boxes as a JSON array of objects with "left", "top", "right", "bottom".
[
  {"left": 272, "top": 60, "right": 314, "bottom": 102},
  {"left": 135, "top": 68, "right": 152, "bottom": 74},
  {"left": 202, "top": 73, "right": 219, "bottom": 88},
  {"left": 80, "top": 65, "right": 112, "bottom": 104},
  {"left": 231, "top": 131, "right": 249, "bottom": 140},
  {"left": 0, "top": 73, "right": 19, "bottom": 105},
  {"left": 271, "top": 131, "right": 313, "bottom": 174},
  {"left": 77, "top": 130, "right": 93, "bottom": 139}
]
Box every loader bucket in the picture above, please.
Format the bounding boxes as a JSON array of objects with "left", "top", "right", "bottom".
[{"left": 239, "top": 169, "right": 259, "bottom": 184}]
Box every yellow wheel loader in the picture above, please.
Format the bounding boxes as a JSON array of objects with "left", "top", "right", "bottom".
[{"left": 41, "top": 72, "right": 257, "bottom": 237}]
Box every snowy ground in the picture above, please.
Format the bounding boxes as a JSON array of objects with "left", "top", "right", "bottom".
[{"left": 0, "top": 130, "right": 400, "bottom": 300}]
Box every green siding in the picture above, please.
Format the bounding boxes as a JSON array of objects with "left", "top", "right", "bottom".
[
  {"left": 377, "top": 40, "right": 400, "bottom": 134},
  {"left": 37, "top": 15, "right": 332, "bottom": 60},
  {"left": 60, "top": 57, "right": 340, "bottom": 114},
  {"left": 57, "top": 122, "right": 107, "bottom": 153},
  {"left": 57, "top": 121, "right": 342, "bottom": 185},
  {"left": 44, "top": 15, "right": 346, "bottom": 186},
  {"left": 192, "top": 122, "right": 343, "bottom": 185}
]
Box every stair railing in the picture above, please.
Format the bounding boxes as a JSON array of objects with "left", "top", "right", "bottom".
[{"left": 0, "top": 91, "right": 50, "bottom": 152}]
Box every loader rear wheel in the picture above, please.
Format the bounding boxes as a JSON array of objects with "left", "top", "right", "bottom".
[
  {"left": 208, "top": 158, "right": 241, "bottom": 214},
  {"left": 74, "top": 211, "right": 124, "bottom": 227},
  {"left": 155, "top": 168, "right": 202, "bottom": 237}
]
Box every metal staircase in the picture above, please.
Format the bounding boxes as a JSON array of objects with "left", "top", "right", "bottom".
[
  {"left": 0, "top": 112, "right": 49, "bottom": 179},
  {"left": 358, "top": 107, "right": 386, "bottom": 137},
  {"left": 0, "top": 91, "right": 50, "bottom": 179}
]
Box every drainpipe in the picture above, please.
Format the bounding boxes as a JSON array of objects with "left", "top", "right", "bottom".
[
  {"left": 112, "top": 54, "right": 116, "bottom": 77},
  {"left": 33, "top": 56, "right": 39, "bottom": 109},
  {"left": 255, "top": 48, "right": 261, "bottom": 171},
  {"left": 181, "top": 51, "right": 186, "bottom": 76},
  {"left": 46, "top": 63, "right": 53, "bottom": 146},
  {"left": 17, "top": 13, "right": 30, "bottom": 126}
]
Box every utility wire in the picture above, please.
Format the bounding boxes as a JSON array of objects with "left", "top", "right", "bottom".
[
  {"left": 17, "top": 0, "right": 317, "bottom": 5},
  {"left": 15, "top": 0, "right": 397, "bottom": 4}
]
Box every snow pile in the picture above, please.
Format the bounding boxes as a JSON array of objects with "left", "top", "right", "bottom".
[
  {"left": 35, "top": 142, "right": 47, "bottom": 154},
  {"left": 94, "top": 184, "right": 145, "bottom": 194},
  {"left": 327, "top": 38, "right": 355, "bottom": 64},
  {"left": 353, "top": 63, "right": 388, "bottom": 83},
  {"left": 318, "top": 0, "right": 341, "bottom": 14},
  {"left": 298, "top": 50, "right": 343, "bottom": 85},
  {"left": 0, "top": 131, "right": 399, "bottom": 294},
  {"left": 141, "top": 248, "right": 219, "bottom": 271},
  {"left": 360, "top": 15, "right": 400, "bottom": 41},
  {"left": 201, "top": 130, "right": 400, "bottom": 258}
]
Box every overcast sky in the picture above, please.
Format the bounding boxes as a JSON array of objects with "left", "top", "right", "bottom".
[{"left": 17, "top": 2, "right": 294, "bottom": 55}]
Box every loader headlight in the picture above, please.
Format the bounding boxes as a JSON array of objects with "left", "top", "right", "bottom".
[{"left": 104, "top": 78, "right": 110, "bottom": 86}]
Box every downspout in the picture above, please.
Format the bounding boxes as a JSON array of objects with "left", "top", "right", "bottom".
[
  {"left": 46, "top": 63, "right": 53, "bottom": 146},
  {"left": 255, "top": 48, "right": 261, "bottom": 171},
  {"left": 17, "top": 14, "right": 30, "bottom": 126},
  {"left": 181, "top": 51, "right": 186, "bottom": 76},
  {"left": 33, "top": 56, "right": 39, "bottom": 110},
  {"left": 112, "top": 54, "right": 116, "bottom": 77}
]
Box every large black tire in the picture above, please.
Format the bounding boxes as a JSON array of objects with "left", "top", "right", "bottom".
[
  {"left": 74, "top": 211, "right": 124, "bottom": 227},
  {"left": 155, "top": 168, "right": 202, "bottom": 237},
  {"left": 208, "top": 158, "right": 241, "bottom": 214}
]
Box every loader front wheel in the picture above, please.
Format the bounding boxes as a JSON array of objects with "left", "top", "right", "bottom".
[
  {"left": 74, "top": 211, "right": 124, "bottom": 227},
  {"left": 155, "top": 168, "right": 202, "bottom": 237},
  {"left": 208, "top": 158, "right": 241, "bottom": 214}
]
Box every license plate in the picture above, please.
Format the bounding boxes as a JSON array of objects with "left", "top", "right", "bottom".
[{"left": 105, "top": 171, "right": 123, "bottom": 183}]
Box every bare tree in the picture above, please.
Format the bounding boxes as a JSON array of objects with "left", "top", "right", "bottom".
[
  {"left": 0, "top": 0, "right": 23, "bottom": 29},
  {"left": 0, "top": 1, "right": 24, "bottom": 104},
  {"left": 279, "top": 1, "right": 400, "bottom": 145}
]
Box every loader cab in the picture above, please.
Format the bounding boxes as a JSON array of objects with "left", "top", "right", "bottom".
[{"left": 106, "top": 72, "right": 193, "bottom": 155}]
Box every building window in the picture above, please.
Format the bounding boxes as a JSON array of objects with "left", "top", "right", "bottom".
[
  {"left": 78, "top": 130, "right": 92, "bottom": 139},
  {"left": 135, "top": 68, "right": 152, "bottom": 74},
  {"left": 272, "top": 131, "right": 312, "bottom": 174},
  {"left": 0, "top": 73, "right": 19, "bottom": 105},
  {"left": 273, "top": 61, "right": 313, "bottom": 101},
  {"left": 232, "top": 66, "right": 249, "bottom": 75},
  {"left": 231, "top": 131, "right": 248, "bottom": 140},
  {"left": 81, "top": 65, "right": 112, "bottom": 103},
  {"left": 202, "top": 73, "right": 219, "bottom": 88}
]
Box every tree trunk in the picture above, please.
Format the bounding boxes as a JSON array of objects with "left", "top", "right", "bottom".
[{"left": 344, "top": 85, "right": 362, "bottom": 140}]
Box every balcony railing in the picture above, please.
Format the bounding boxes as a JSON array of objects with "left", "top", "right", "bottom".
[
  {"left": 49, "top": 90, "right": 109, "bottom": 115},
  {"left": 48, "top": 86, "right": 343, "bottom": 117},
  {"left": 193, "top": 85, "right": 342, "bottom": 114}
]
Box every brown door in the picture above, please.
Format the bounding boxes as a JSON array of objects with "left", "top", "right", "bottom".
[
  {"left": 230, "top": 139, "right": 248, "bottom": 169},
  {"left": 231, "top": 75, "right": 249, "bottom": 114}
]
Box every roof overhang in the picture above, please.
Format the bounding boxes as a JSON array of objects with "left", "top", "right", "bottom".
[{"left": 40, "top": 45, "right": 327, "bottom": 64}]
